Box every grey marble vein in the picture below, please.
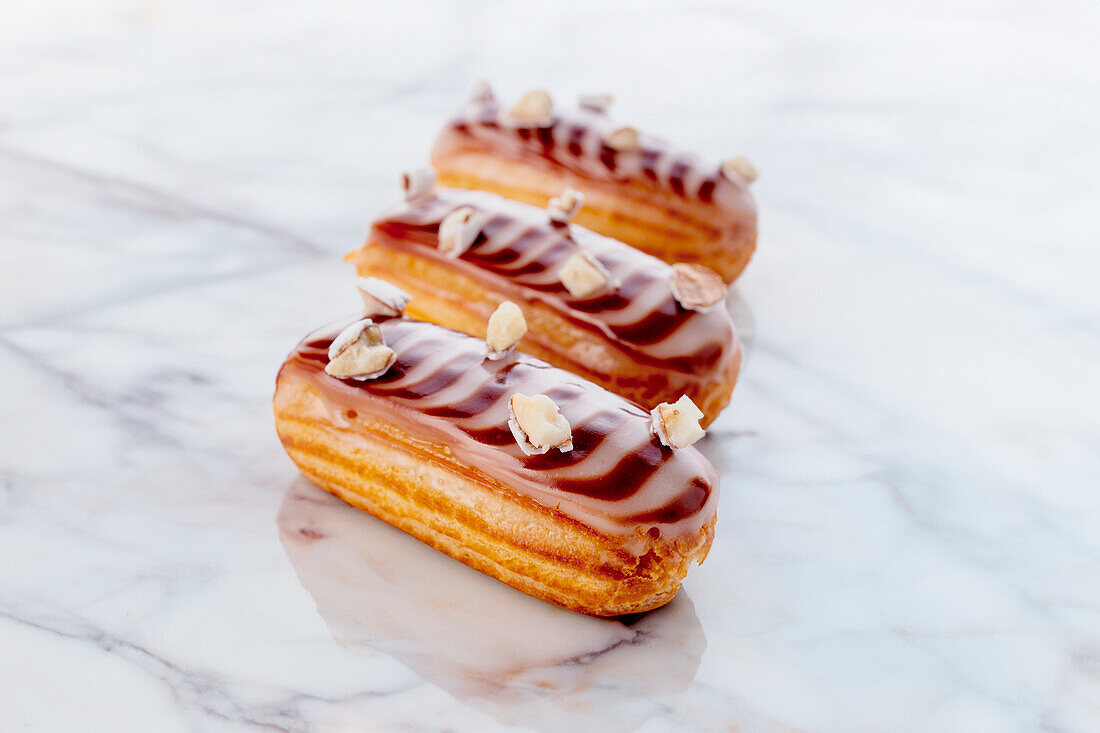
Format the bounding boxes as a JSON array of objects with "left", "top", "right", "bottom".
[{"left": 1, "top": 1, "right": 1097, "bottom": 731}]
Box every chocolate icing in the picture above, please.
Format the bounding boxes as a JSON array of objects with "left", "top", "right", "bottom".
[
  {"left": 364, "top": 189, "right": 739, "bottom": 391},
  {"left": 432, "top": 97, "right": 758, "bottom": 218},
  {"left": 278, "top": 317, "right": 719, "bottom": 545}
]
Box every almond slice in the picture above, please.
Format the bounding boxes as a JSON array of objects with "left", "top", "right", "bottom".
[
  {"left": 508, "top": 394, "right": 573, "bottom": 455},
  {"left": 721, "top": 156, "right": 758, "bottom": 183},
  {"left": 547, "top": 187, "right": 585, "bottom": 225},
  {"left": 438, "top": 206, "right": 486, "bottom": 258},
  {"left": 325, "top": 319, "right": 396, "bottom": 381},
  {"left": 651, "top": 396, "right": 705, "bottom": 449},
  {"left": 357, "top": 277, "right": 411, "bottom": 318},
  {"left": 485, "top": 301, "right": 527, "bottom": 360},
  {"left": 558, "top": 250, "right": 611, "bottom": 298},
  {"left": 669, "top": 263, "right": 726, "bottom": 311}
]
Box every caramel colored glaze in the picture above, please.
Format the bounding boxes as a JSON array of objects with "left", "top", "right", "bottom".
[
  {"left": 277, "top": 316, "right": 719, "bottom": 545},
  {"left": 360, "top": 189, "right": 740, "bottom": 399},
  {"left": 431, "top": 97, "right": 757, "bottom": 257}
]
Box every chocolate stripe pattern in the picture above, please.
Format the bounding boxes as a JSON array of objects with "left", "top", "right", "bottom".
[
  {"left": 442, "top": 97, "right": 744, "bottom": 205},
  {"left": 282, "top": 317, "right": 719, "bottom": 544},
  {"left": 370, "top": 189, "right": 738, "bottom": 377}
]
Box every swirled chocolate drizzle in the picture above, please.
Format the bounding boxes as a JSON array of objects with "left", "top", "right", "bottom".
[
  {"left": 280, "top": 317, "right": 719, "bottom": 544},
  {"left": 436, "top": 97, "right": 757, "bottom": 212},
  {"left": 368, "top": 189, "right": 738, "bottom": 377}
]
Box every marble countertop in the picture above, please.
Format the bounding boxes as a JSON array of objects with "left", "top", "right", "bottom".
[{"left": 2, "top": 1, "right": 1098, "bottom": 731}]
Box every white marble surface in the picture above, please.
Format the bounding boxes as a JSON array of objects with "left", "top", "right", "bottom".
[{"left": 2, "top": 1, "right": 1098, "bottom": 731}]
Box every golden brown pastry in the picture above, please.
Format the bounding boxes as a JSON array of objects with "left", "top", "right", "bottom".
[
  {"left": 430, "top": 84, "right": 758, "bottom": 282},
  {"left": 347, "top": 178, "right": 741, "bottom": 427},
  {"left": 273, "top": 312, "right": 719, "bottom": 616}
]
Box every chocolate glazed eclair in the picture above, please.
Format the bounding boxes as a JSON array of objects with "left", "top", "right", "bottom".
[
  {"left": 431, "top": 83, "right": 759, "bottom": 282},
  {"left": 348, "top": 175, "right": 741, "bottom": 427},
  {"left": 274, "top": 309, "right": 719, "bottom": 616}
]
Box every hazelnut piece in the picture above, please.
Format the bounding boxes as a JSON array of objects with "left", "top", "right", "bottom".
[
  {"left": 438, "top": 206, "right": 486, "bottom": 258},
  {"left": 485, "top": 301, "right": 527, "bottom": 360},
  {"left": 547, "top": 187, "right": 585, "bottom": 225},
  {"left": 402, "top": 169, "right": 436, "bottom": 202},
  {"left": 325, "top": 319, "right": 396, "bottom": 381},
  {"left": 604, "top": 126, "right": 640, "bottom": 152},
  {"left": 721, "top": 156, "right": 758, "bottom": 183},
  {"left": 508, "top": 394, "right": 573, "bottom": 455},
  {"left": 669, "top": 263, "right": 726, "bottom": 311},
  {"left": 558, "top": 250, "right": 611, "bottom": 298},
  {"left": 507, "top": 90, "right": 553, "bottom": 127},
  {"left": 651, "top": 396, "right": 705, "bottom": 449},
  {"left": 471, "top": 80, "right": 494, "bottom": 103},
  {"left": 357, "top": 277, "right": 411, "bottom": 318},
  {"left": 578, "top": 93, "right": 613, "bottom": 113}
]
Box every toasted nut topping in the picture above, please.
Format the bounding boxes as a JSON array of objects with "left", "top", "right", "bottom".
[
  {"left": 507, "top": 90, "right": 553, "bottom": 127},
  {"left": 485, "top": 301, "right": 527, "bottom": 360},
  {"left": 471, "top": 79, "right": 494, "bottom": 102},
  {"left": 604, "top": 125, "right": 640, "bottom": 152},
  {"left": 327, "top": 319, "right": 378, "bottom": 360},
  {"left": 722, "top": 156, "right": 758, "bottom": 183},
  {"left": 559, "top": 250, "right": 611, "bottom": 298},
  {"left": 357, "top": 277, "right": 411, "bottom": 318},
  {"left": 402, "top": 169, "right": 436, "bottom": 201},
  {"left": 669, "top": 263, "right": 726, "bottom": 311},
  {"left": 508, "top": 394, "right": 573, "bottom": 455},
  {"left": 325, "top": 319, "right": 396, "bottom": 380},
  {"left": 578, "top": 93, "right": 613, "bottom": 113},
  {"left": 547, "top": 186, "right": 585, "bottom": 225},
  {"left": 438, "top": 206, "right": 486, "bottom": 258},
  {"left": 651, "top": 396, "right": 705, "bottom": 449}
]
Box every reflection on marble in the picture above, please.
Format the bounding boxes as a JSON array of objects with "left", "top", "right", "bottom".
[
  {"left": 277, "top": 479, "right": 705, "bottom": 732},
  {"left": 2, "top": 0, "right": 1099, "bottom": 731}
]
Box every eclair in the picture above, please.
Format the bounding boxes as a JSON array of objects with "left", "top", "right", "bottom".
[
  {"left": 273, "top": 311, "right": 719, "bottom": 616},
  {"left": 347, "top": 176, "right": 741, "bottom": 427},
  {"left": 430, "top": 83, "right": 758, "bottom": 282}
]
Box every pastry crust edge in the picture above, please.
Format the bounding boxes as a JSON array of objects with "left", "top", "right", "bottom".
[{"left": 274, "top": 370, "right": 716, "bottom": 617}]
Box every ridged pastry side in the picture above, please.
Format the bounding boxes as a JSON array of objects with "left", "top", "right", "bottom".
[
  {"left": 274, "top": 317, "right": 720, "bottom": 615},
  {"left": 274, "top": 371, "right": 714, "bottom": 616}
]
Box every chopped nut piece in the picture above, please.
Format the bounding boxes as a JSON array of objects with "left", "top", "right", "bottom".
[
  {"left": 604, "top": 125, "right": 640, "bottom": 152},
  {"left": 558, "top": 250, "right": 611, "bottom": 298},
  {"left": 471, "top": 79, "right": 494, "bottom": 102},
  {"left": 547, "top": 187, "right": 585, "bottom": 225},
  {"left": 438, "top": 206, "right": 486, "bottom": 258},
  {"left": 507, "top": 90, "right": 553, "bottom": 126},
  {"left": 669, "top": 263, "right": 726, "bottom": 311},
  {"left": 357, "top": 277, "right": 411, "bottom": 318},
  {"left": 721, "top": 156, "right": 758, "bottom": 183},
  {"left": 485, "top": 301, "right": 527, "bottom": 360},
  {"left": 402, "top": 169, "right": 436, "bottom": 201},
  {"left": 325, "top": 319, "right": 396, "bottom": 380},
  {"left": 508, "top": 393, "right": 573, "bottom": 455},
  {"left": 578, "top": 93, "right": 613, "bottom": 113},
  {"left": 651, "top": 396, "right": 705, "bottom": 449}
]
